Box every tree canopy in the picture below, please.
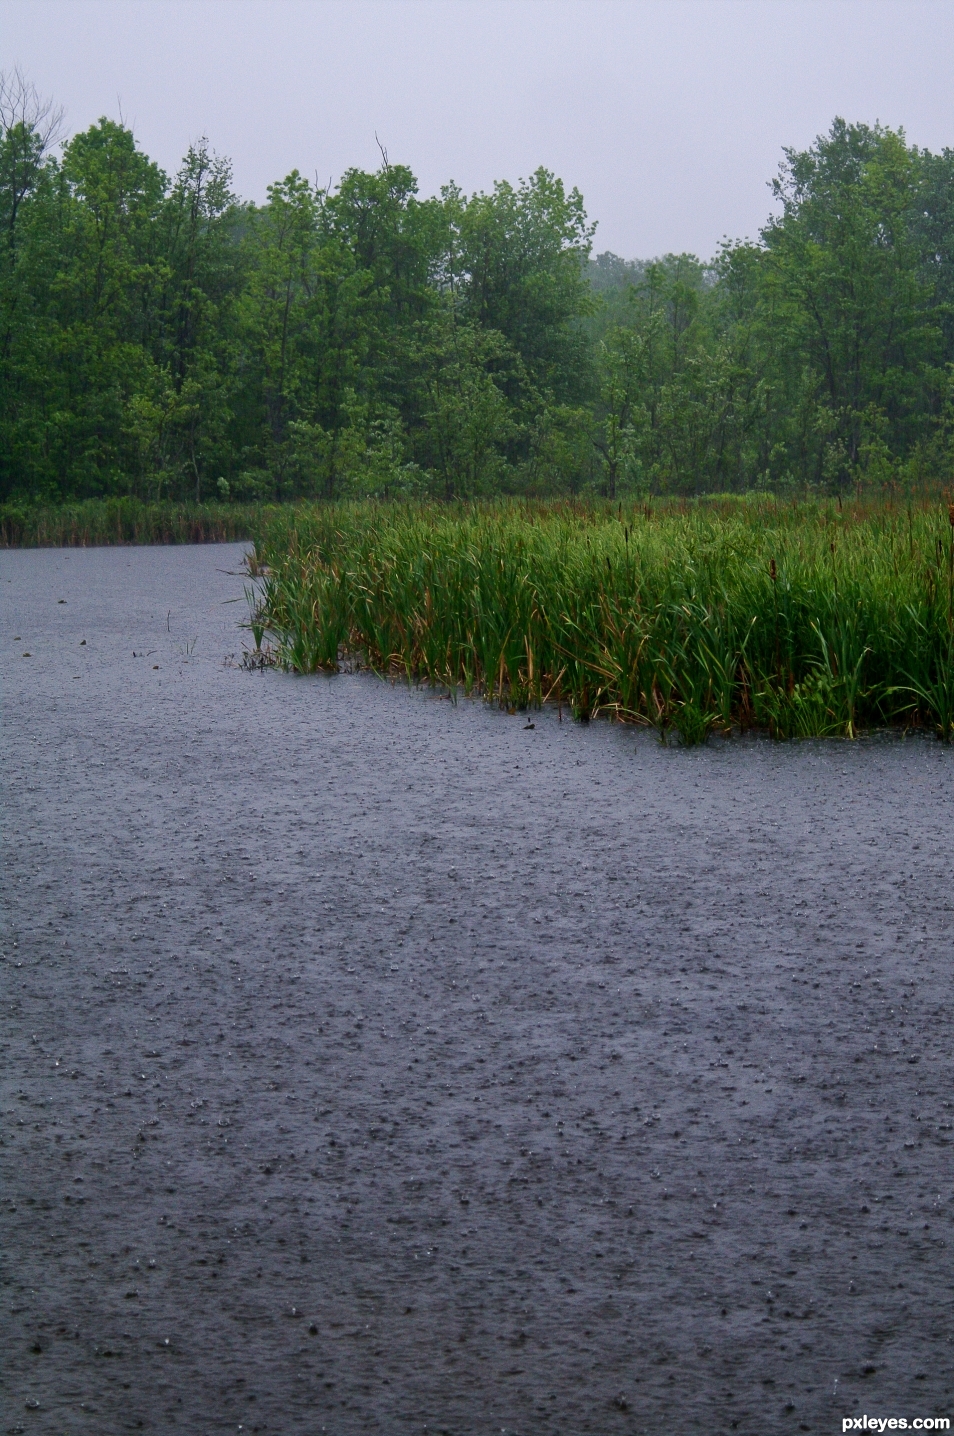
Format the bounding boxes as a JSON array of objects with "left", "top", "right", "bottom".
[{"left": 3, "top": 82, "right": 954, "bottom": 501}]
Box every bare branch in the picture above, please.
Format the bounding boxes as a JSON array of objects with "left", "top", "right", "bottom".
[{"left": 0, "top": 66, "right": 64, "bottom": 152}]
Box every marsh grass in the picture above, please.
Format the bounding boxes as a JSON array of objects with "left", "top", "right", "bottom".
[
  {"left": 249, "top": 495, "right": 954, "bottom": 743},
  {"left": 0, "top": 498, "right": 268, "bottom": 548}
]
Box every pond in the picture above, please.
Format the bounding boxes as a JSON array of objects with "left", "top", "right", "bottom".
[{"left": 2, "top": 542, "right": 952, "bottom": 1433}]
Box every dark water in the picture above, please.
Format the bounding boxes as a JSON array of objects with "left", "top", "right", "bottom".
[{"left": 2, "top": 543, "right": 953, "bottom": 1436}]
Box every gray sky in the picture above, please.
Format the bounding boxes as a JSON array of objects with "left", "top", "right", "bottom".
[{"left": 3, "top": 0, "right": 954, "bottom": 259}]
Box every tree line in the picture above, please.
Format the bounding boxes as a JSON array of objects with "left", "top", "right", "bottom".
[{"left": 3, "top": 69, "right": 954, "bottom": 502}]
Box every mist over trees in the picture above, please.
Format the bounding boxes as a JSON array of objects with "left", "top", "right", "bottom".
[{"left": 3, "top": 74, "right": 954, "bottom": 502}]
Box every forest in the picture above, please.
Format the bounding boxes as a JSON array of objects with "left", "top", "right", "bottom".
[{"left": 4, "top": 69, "right": 954, "bottom": 504}]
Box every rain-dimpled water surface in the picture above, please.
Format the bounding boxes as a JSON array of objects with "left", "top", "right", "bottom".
[{"left": 2, "top": 543, "right": 953, "bottom": 1436}]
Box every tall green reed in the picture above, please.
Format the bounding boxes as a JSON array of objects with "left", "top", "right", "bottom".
[
  {"left": 0, "top": 497, "right": 266, "bottom": 548},
  {"left": 251, "top": 495, "right": 954, "bottom": 742}
]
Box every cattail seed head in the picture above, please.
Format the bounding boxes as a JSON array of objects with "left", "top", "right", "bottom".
[
  {"left": 948, "top": 504, "right": 954, "bottom": 528},
  {"left": 769, "top": 558, "right": 777, "bottom": 581}
]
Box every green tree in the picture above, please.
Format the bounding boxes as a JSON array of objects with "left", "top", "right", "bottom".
[
  {"left": 757, "top": 119, "right": 941, "bottom": 486},
  {"left": 455, "top": 168, "right": 595, "bottom": 405},
  {"left": 593, "top": 325, "right": 644, "bottom": 497},
  {"left": 417, "top": 304, "right": 518, "bottom": 498},
  {"left": 0, "top": 71, "right": 64, "bottom": 495}
]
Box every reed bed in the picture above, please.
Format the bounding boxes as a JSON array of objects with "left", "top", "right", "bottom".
[
  {"left": 0, "top": 498, "right": 268, "bottom": 548},
  {"left": 250, "top": 495, "right": 954, "bottom": 742}
]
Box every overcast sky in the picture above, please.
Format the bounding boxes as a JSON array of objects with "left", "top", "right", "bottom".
[{"left": 3, "top": 0, "right": 954, "bottom": 259}]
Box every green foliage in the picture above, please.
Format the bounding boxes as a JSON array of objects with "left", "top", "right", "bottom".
[
  {"left": 251, "top": 496, "right": 954, "bottom": 743},
  {"left": 758, "top": 120, "right": 942, "bottom": 486},
  {"left": 451, "top": 168, "right": 595, "bottom": 402},
  {"left": 0, "top": 496, "right": 263, "bottom": 546},
  {"left": 3, "top": 81, "right": 954, "bottom": 501}
]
